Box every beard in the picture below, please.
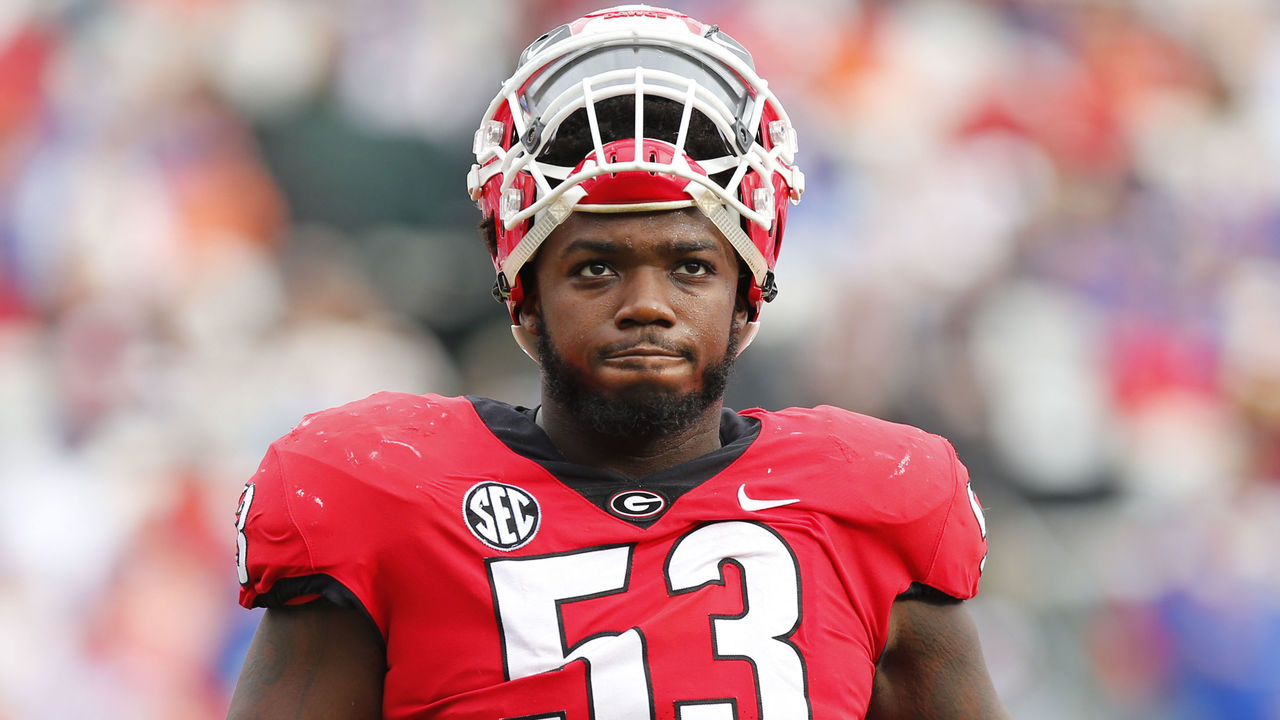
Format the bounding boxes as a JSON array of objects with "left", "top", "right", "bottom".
[{"left": 538, "top": 323, "right": 739, "bottom": 441}]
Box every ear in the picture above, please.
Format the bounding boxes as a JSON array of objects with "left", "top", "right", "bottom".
[
  {"left": 732, "top": 293, "right": 750, "bottom": 332},
  {"left": 515, "top": 272, "right": 543, "bottom": 334},
  {"left": 517, "top": 301, "right": 541, "bottom": 335},
  {"left": 512, "top": 295, "right": 543, "bottom": 366},
  {"left": 730, "top": 295, "right": 757, "bottom": 356}
]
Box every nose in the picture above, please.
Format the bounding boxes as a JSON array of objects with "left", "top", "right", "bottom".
[{"left": 614, "top": 268, "right": 676, "bottom": 328}]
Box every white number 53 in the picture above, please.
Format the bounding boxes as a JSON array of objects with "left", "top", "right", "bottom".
[{"left": 487, "top": 521, "right": 812, "bottom": 719}]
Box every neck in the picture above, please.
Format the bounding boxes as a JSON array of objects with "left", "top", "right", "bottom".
[{"left": 537, "top": 398, "right": 725, "bottom": 477}]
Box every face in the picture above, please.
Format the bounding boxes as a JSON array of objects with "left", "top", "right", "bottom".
[{"left": 521, "top": 208, "right": 749, "bottom": 436}]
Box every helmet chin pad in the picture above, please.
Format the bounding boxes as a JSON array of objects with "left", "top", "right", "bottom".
[{"left": 511, "top": 324, "right": 540, "bottom": 365}]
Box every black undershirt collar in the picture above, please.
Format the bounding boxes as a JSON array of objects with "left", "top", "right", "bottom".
[{"left": 468, "top": 396, "right": 760, "bottom": 528}]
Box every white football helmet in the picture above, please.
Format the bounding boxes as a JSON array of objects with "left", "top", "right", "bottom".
[{"left": 467, "top": 4, "right": 804, "bottom": 354}]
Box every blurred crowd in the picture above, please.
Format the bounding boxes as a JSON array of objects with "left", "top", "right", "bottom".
[{"left": 1, "top": 0, "right": 1278, "bottom": 717}]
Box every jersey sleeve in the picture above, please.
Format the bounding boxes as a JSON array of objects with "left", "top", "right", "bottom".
[
  {"left": 917, "top": 435, "right": 987, "bottom": 600},
  {"left": 234, "top": 443, "right": 378, "bottom": 618}
]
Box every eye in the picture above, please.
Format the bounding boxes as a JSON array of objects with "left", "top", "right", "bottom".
[
  {"left": 575, "top": 262, "right": 614, "bottom": 278},
  {"left": 675, "top": 261, "right": 712, "bottom": 277}
]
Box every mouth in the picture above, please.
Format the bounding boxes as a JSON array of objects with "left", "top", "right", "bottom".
[
  {"left": 586, "top": 339, "right": 703, "bottom": 393},
  {"left": 604, "top": 345, "right": 686, "bottom": 361},
  {"left": 599, "top": 338, "right": 695, "bottom": 363}
]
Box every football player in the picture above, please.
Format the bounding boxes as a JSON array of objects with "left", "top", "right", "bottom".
[{"left": 228, "top": 6, "right": 1010, "bottom": 719}]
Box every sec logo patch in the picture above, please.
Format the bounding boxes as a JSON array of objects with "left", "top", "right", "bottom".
[
  {"left": 464, "top": 482, "right": 540, "bottom": 551},
  {"left": 608, "top": 489, "right": 666, "bottom": 519}
]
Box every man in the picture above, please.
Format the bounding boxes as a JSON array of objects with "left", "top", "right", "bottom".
[{"left": 228, "top": 6, "right": 1010, "bottom": 719}]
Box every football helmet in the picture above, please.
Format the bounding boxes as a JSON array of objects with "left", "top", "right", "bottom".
[{"left": 467, "top": 4, "right": 804, "bottom": 351}]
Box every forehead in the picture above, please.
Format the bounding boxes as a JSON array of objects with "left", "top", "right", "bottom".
[{"left": 540, "top": 208, "right": 735, "bottom": 259}]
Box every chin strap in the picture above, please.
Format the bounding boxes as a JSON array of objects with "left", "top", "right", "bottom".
[{"left": 510, "top": 321, "right": 761, "bottom": 367}]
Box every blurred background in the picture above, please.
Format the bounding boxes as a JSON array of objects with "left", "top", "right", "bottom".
[{"left": 1, "top": 0, "right": 1278, "bottom": 717}]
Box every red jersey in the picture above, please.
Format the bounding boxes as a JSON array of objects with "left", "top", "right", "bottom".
[{"left": 235, "top": 393, "right": 987, "bottom": 719}]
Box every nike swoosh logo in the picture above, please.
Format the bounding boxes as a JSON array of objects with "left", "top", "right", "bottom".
[{"left": 738, "top": 484, "right": 800, "bottom": 512}]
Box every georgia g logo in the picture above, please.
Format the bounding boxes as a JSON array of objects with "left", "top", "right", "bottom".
[
  {"left": 464, "top": 481, "right": 540, "bottom": 551},
  {"left": 608, "top": 489, "right": 666, "bottom": 519}
]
